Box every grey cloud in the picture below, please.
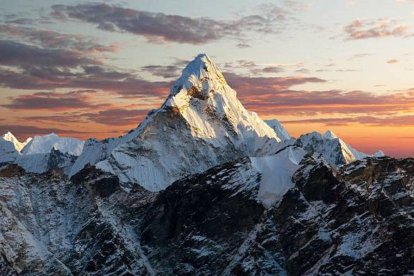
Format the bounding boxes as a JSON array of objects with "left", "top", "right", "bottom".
[
  {"left": 52, "top": 3, "right": 292, "bottom": 44},
  {"left": 82, "top": 109, "right": 150, "bottom": 126},
  {"left": 141, "top": 65, "right": 182, "bottom": 79},
  {"left": 0, "top": 24, "right": 117, "bottom": 52},
  {"left": 1, "top": 91, "right": 108, "bottom": 110},
  {"left": 0, "top": 66, "right": 171, "bottom": 98},
  {"left": 0, "top": 40, "right": 99, "bottom": 68}
]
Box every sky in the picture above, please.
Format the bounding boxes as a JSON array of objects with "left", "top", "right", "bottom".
[{"left": 1, "top": 0, "right": 414, "bottom": 157}]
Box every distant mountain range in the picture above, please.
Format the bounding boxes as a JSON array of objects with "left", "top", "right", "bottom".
[{"left": 0, "top": 54, "right": 412, "bottom": 275}]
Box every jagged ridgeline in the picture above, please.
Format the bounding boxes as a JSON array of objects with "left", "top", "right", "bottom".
[
  {"left": 1, "top": 54, "right": 412, "bottom": 275},
  {"left": 71, "top": 54, "right": 283, "bottom": 191}
]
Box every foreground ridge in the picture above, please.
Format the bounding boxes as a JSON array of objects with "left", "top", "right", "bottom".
[{"left": 0, "top": 154, "right": 412, "bottom": 274}]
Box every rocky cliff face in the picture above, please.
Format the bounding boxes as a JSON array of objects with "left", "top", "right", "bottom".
[
  {"left": 0, "top": 165, "right": 156, "bottom": 275},
  {"left": 139, "top": 155, "right": 414, "bottom": 275},
  {"left": 0, "top": 154, "right": 413, "bottom": 275}
]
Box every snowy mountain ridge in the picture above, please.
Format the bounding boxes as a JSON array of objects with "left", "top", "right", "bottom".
[
  {"left": 296, "top": 130, "right": 384, "bottom": 167},
  {"left": 21, "top": 133, "right": 84, "bottom": 156},
  {"left": 2, "top": 131, "right": 31, "bottom": 152},
  {"left": 0, "top": 132, "right": 32, "bottom": 165},
  {"left": 0, "top": 149, "right": 410, "bottom": 275},
  {"left": 0, "top": 132, "right": 85, "bottom": 174},
  {"left": 265, "top": 119, "right": 292, "bottom": 141},
  {"left": 73, "top": 54, "right": 283, "bottom": 191},
  {"left": 1, "top": 54, "right": 384, "bottom": 193}
]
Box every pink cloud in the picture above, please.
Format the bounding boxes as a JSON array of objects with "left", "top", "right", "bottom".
[{"left": 344, "top": 19, "right": 409, "bottom": 40}]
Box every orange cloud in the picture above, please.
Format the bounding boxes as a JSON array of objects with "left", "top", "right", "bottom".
[{"left": 387, "top": 59, "right": 399, "bottom": 64}]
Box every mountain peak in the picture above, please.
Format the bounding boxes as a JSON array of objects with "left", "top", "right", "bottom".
[
  {"left": 265, "top": 119, "right": 292, "bottom": 141},
  {"left": 186, "top": 53, "right": 212, "bottom": 71},
  {"left": 323, "top": 130, "right": 338, "bottom": 140},
  {"left": 1, "top": 131, "right": 29, "bottom": 152},
  {"left": 22, "top": 133, "right": 84, "bottom": 156},
  {"left": 180, "top": 53, "right": 219, "bottom": 80},
  {"left": 2, "top": 131, "right": 16, "bottom": 141},
  {"left": 165, "top": 54, "right": 227, "bottom": 107},
  {"left": 91, "top": 54, "right": 282, "bottom": 191}
]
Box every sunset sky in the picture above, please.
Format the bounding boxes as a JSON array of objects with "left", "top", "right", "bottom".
[{"left": 1, "top": 0, "right": 414, "bottom": 157}]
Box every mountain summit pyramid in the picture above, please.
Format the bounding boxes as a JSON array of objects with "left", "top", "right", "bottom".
[{"left": 73, "top": 54, "right": 282, "bottom": 191}]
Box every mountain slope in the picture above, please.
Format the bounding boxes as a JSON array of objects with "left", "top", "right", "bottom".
[
  {"left": 140, "top": 155, "right": 414, "bottom": 275},
  {"left": 0, "top": 166, "right": 156, "bottom": 275},
  {"left": 2, "top": 154, "right": 412, "bottom": 274},
  {"left": 0, "top": 138, "right": 18, "bottom": 165},
  {"left": 69, "top": 129, "right": 142, "bottom": 177},
  {"left": 74, "top": 54, "right": 281, "bottom": 191}
]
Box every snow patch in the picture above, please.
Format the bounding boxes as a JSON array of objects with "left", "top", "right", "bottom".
[{"left": 251, "top": 146, "right": 306, "bottom": 207}]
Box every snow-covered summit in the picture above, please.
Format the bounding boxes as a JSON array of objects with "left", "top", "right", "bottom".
[
  {"left": 1, "top": 131, "right": 31, "bottom": 152},
  {"left": 160, "top": 53, "right": 281, "bottom": 153},
  {"left": 165, "top": 54, "right": 227, "bottom": 102},
  {"left": 296, "top": 131, "right": 383, "bottom": 167},
  {"left": 0, "top": 131, "right": 32, "bottom": 164},
  {"left": 22, "top": 133, "right": 84, "bottom": 156},
  {"left": 87, "top": 54, "right": 283, "bottom": 191},
  {"left": 373, "top": 150, "right": 385, "bottom": 157},
  {"left": 14, "top": 133, "right": 85, "bottom": 174},
  {"left": 265, "top": 119, "right": 292, "bottom": 141},
  {"left": 323, "top": 130, "right": 338, "bottom": 140}
]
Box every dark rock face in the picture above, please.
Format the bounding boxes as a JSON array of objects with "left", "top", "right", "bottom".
[
  {"left": 140, "top": 159, "right": 264, "bottom": 274},
  {"left": 71, "top": 165, "right": 121, "bottom": 197},
  {"left": 0, "top": 164, "right": 26, "bottom": 177},
  {"left": 0, "top": 253, "right": 18, "bottom": 275},
  {"left": 0, "top": 156, "right": 413, "bottom": 275},
  {"left": 47, "top": 148, "right": 78, "bottom": 173},
  {"left": 0, "top": 166, "right": 156, "bottom": 275},
  {"left": 229, "top": 156, "right": 414, "bottom": 275}
]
